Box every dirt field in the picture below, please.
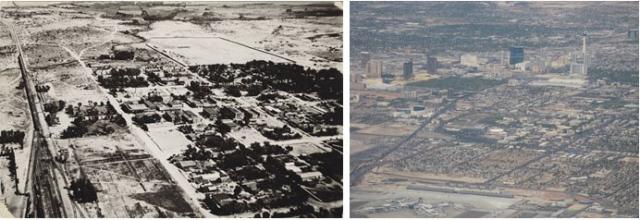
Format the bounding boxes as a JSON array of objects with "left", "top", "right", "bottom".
[
  {"left": 0, "top": 69, "right": 30, "bottom": 131},
  {"left": 148, "top": 36, "right": 292, "bottom": 65},
  {"left": 207, "top": 17, "right": 342, "bottom": 70},
  {"left": 147, "top": 126, "right": 191, "bottom": 157},
  {"left": 374, "top": 167, "right": 488, "bottom": 184},
  {"left": 0, "top": 31, "right": 33, "bottom": 218},
  {"left": 57, "top": 133, "right": 196, "bottom": 218},
  {"left": 355, "top": 122, "right": 419, "bottom": 137}
]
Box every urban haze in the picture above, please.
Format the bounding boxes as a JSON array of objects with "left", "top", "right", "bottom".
[{"left": 350, "top": 1, "right": 638, "bottom": 218}]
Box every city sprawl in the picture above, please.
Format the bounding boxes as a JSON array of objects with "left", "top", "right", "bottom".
[{"left": 350, "top": 1, "right": 638, "bottom": 218}]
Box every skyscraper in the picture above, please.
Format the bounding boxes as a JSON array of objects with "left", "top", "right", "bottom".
[
  {"left": 581, "top": 34, "right": 589, "bottom": 75},
  {"left": 360, "top": 51, "right": 371, "bottom": 69},
  {"left": 569, "top": 34, "right": 591, "bottom": 75},
  {"left": 403, "top": 59, "right": 413, "bottom": 79},
  {"left": 425, "top": 56, "right": 438, "bottom": 74},
  {"left": 509, "top": 47, "right": 524, "bottom": 65},
  {"left": 628, "top": 29, "right": 638, "bottom": 42},
  {"left": 365, "top": 60, "right": 383, "bottom": 78},
  {"left": 570, "top": 34, "right": 590, "bottom": 75}
]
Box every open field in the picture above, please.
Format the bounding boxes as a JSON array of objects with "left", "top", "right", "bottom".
[
  {"left": 56, "top": 133, "right": 197, "bottom": 218},
  {"left": 147, "top": 126, "right": 190, "bottom": 157},
  {"left": 355, "top": 122, "right": 419, "bottom": 137},
  {"left": 148, "top": 36, "right": 292, "bottom": 65}
]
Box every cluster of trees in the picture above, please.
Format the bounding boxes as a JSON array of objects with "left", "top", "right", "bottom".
[
  {"left": 288, "top": 6, "right": 343, "bottom": 17},
  {"left": 300, "top": 150, "right": 342, "bottom": 181},
  {"left": 250, "top": 163, "right": 310, "bottom": 210},
  {"left": 213, "top": 119, "right": 232, "bottom": 135},
  {"left": 182, "top": 144, "right": 216, "bottom": 161},
  {"left": 303, "top": 125, "right": 338, "bottom": 137},
  {"left": 8, "top": 148, "right": 17, "bottom": 181},
  {"left": 107, "top": 87, "right": 126, "bottom": 97},
  {"left": 224, "top": 83, "right": 266, "bottom": 97},
  {"left": 97, "top": 67, "right": 148, "bottom": 88},
  {"left": 141, "top": 9, "right": 180, "bottom": 21},
  {"left": 218, "top": 142, "right": 290, "bottom": 169},
  {"left": 260, "top": 125, "right": 301, "bottom": 140},
  {"left": 146, "top": 93, "right": 164, "bottom": 102},
  {"left": 182, "top": 134, "right": 246, "bottom": 161},
  {"left": 145, "top": 71, "right": 163, "bottom": 84},
  {"left": 44, "top": 100, "right": 66, "bottom": 114},
  {"left": 69, "top": 177, "right": 98, "bottom": 203},
  {"left": 189, "top": 64, "right": 236, "bottom": 85},
  {"left": 1, "top": 147, "right": 18, "bottom": 187},
  {"left": 62, "top": 117, "right": 118, "bottom": 139},
  {"left": 224, "top": 86, "right": 242, "bottom": 97},
  {"left": 231, "top": 166, "right": 269, "bottom": 182},
  {"left": 270, "top": 205, "right": 314, "bottom": 217},
  {"left": 256, "top": 205, "right": 340, "bottom": 217},
  {"left": 218, "top": 107, "right": 237, "bottom": 120},
  {"left": 45, "top": 113, "right": 59, "bottom": 126},
  {"left": 61, "top": 103, "right": 124, "bottom": 138},
  {"left": 247, "top": 142, "right": 289, "bottom": 158},
  {"left": 194, "top": 140, "right": 327, "bottom": 216},
  {"left": 44, "top": 100, "right": 66, "bottom": 126},
  {"left": 314, "top": 207, "right": 342, "bottom": 218},
  {"left": 190, "top": 61, "right": 342, "bottom": 100},
  {"left": 177, "top": 125, "right": 194, "bottom": 134},
  {"left": 219, "top": 150, "right": 257, "bottom": 170},
  {"left": 185, "top": 81, "right": 212, "bottom": 99},
  {"left": 316, "top": 103, "right": 342, "bottom": 125},
  {"left": 204, "top": 196, "right": 250, "bottom": 216},
  {"left": 199, "top": 134, "right": 243, "bottom": 152},
  {"left": 61, "top": 117, "right": 90, "bottom": 139},
  {"left": 35, "top": 84, "right": 51, "bottom": 93},
  {"left": 256, "top": 92, "right": 286, "bottom": 102},
  {"left": 132, "top": 113, "right": 161, "bottom": 131},
  {"left": 112, "top": 114, "right": 127, "bottom": 127},
  {"left": 244, "top": 84, "right": 266, "bottom": 97},
  {"left": 68, "top": 102, "right": 114, "bottom": 117},
  {"left": 249, "top": 61, "right": 341, "bottom": 100},
  {"left": 0, "top": 130, "right": 26, "bottom": 146}
]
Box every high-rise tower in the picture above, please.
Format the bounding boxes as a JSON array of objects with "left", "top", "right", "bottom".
[
  {"left": 403, "top": 59, "right": 414, "bottom": 80},
  {"left": 365, "top": 60, "right": 383, "bottom": 78},
  {"left": 569, "top": 34, "right": 590, "bottom": 75},
  {"left": 582, "top": 34, "right": 589, "bottom": 75},
  {"left": 509, "top": 47, "right": 524, "bottom": 65}
]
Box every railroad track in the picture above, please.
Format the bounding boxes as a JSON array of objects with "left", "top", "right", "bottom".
[{"left": 3, "top": 20, "right": 70, "bottom": 218}]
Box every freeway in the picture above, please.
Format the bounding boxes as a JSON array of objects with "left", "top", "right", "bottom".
[
  {"left": 349, "top": 96, "right": 463, "bottom": 186},
  {"left": 2, "top": 21, "right": 71, "bottom": 218}
]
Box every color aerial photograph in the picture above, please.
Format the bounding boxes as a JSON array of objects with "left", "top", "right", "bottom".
[
  {"left": 0, "top": 1, "right": 343, "bottom": 218},
  {"left": 350, "top": 1, "right": 638, "bottom": 218}
]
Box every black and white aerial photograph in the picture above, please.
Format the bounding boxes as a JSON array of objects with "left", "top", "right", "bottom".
[
  {"left": 350, "top": 1, "right": 638, "bottom": 218},
  {"left": 0, "top": 1, "right": 343, "bottom": 218}
]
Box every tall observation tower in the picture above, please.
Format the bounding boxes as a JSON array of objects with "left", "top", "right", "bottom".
[
  {"left": 570, "top": 33, "right": 590, "bottom": 75},
  {"left": 581, "top": 33, "right": 589, "bottom": 75}
]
